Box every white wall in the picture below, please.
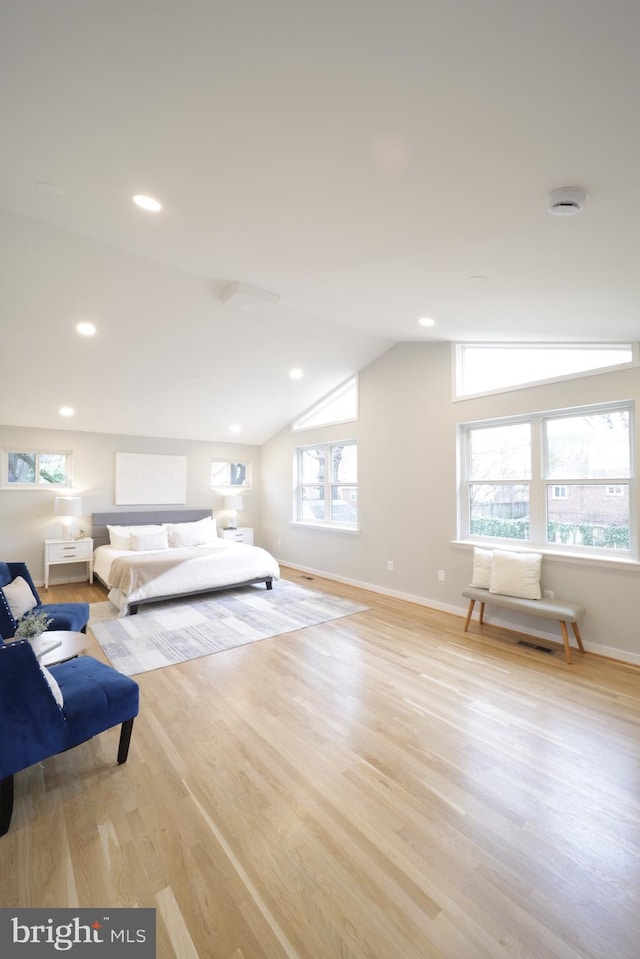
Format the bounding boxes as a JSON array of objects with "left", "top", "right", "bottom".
[
  {"left": 261, "top": 342, "right": 640, "bottom": 664},
  {"left": 4, "top": 345, "right": 639, "bottom": 663},
  {"left": 0, "top": 424, "right": 261, "bottom": 585}
]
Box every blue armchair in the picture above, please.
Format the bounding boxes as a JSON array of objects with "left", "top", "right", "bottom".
[
  {"left": 0, "top": 561, "right": 89, "bottom": 640},
  {"left": 0, "top": 640, "right": 139, "bottom": 835}
]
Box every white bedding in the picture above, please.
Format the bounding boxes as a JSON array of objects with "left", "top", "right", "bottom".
[{"left": 93, "top": 540, "right": 280, "bottom": 615}]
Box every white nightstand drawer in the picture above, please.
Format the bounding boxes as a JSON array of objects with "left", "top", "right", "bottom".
[
  {"left": 47, "top": 540, "right": 92, "bottom": 562},
  {"left": 220, "top": 527, "right": 254, "bottom": 545}
]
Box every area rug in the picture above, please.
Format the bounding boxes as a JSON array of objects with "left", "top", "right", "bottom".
[{"left": 89, "top": 580, "right": 368, "bottom": 676}]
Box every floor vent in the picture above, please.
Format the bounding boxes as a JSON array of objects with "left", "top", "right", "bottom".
[
  {"left": 517, "top": 640, "right": 555, "bottom": 655},
  {"left": 301, "top": 575, "right": 314, "bottom": 580}
]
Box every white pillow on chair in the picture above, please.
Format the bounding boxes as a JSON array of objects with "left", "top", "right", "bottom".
[
  {"left": 40, "top": 665, "right": 64, "bottom": 708},
  {"left": 2, "top": 576, "right": 37, "bottom": 620},
  {"left": 489, "top": 550, "right": 542, "bottom": 600}
]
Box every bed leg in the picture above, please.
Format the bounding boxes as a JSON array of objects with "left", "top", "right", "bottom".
[
  {"left": 265, "top": 578, "right": 273, "bottom": 590},
  {"left": 129, "top": 604, "right": 139, "bottom": 615}
]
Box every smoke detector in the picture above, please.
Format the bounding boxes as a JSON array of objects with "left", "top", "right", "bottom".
[{"left": 547, "top": 186, "right": 587, "bottom": 216}]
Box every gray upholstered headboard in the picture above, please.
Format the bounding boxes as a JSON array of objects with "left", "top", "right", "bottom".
[{"left": 92, "top": 509, "right": 212, "bottom": 549}]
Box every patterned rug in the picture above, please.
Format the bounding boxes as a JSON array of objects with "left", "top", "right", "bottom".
[{"left": 89, "top": 579, "right": 368, "bottom": 676}]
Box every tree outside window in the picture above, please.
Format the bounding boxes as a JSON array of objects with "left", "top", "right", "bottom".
[
  {"left": 297, "top": 442, "right": 357, "bottom": 527},
  {"left": 4, "top": 451, "right": 71, "bottom": 487}
]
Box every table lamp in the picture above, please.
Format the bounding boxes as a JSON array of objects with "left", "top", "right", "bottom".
[{"left": 54, "top": 496, "right": 83, "bottom": 540}]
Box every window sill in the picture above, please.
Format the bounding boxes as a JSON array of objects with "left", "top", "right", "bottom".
[
  {"left": 290, "top": 521, "right": 360, "bottom": 534},
  {"left": 452, "top": 539, "right": 640, "bottom": 571}
]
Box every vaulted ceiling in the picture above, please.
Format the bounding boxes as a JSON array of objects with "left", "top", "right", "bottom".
[{"left": 1, "top": 1, "right": 639, "bottom": 444}]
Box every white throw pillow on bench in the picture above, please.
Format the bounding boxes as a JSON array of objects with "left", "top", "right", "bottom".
[
  {"left": 470, "top": 548, "right": 494, "bottom": 589},
  {"left": 488, "top": 549, "right": 542, "bottom": 600}
]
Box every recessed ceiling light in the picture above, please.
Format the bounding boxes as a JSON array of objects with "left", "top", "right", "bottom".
[
  {"left": 229, "top": 424, "right": 241, "bottom": 434},
  {"left": 418, "top": 317, "right": 436, "bottom": 327},
  {"left": 289, "top": 368, "right": 304, "bottom": 380},
  {"left": 76, "top": 322, "right": 96, "bottom": 336},
  {"left": 132, "top": 194, "right": 162, "bottom": 212},
  {"left": 59, "top": 407, "right": 74, "bottom": 417}
]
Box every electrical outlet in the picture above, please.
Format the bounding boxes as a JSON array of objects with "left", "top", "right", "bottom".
[
  {"left": 387, "top": 560, "right": 394, "bottom": 571},
  {"left": 543, "top": 589, "right": 554, "bottom": 599},
  {"left": 438, "top": 569, "right": 446, "bottom": 582}
]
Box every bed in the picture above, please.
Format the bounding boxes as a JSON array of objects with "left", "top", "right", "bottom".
[{"left": 92, "top": 509, "right": 280, "bottom": 615}]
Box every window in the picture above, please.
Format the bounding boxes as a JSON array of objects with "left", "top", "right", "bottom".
[
  {"left": 295, "top": 442, "right": 357, "bottom": 528},
  {"left": 2, "top": 450, "right": 72, "bottom": 489},
  {"left": 459, "top": 402, "right": 634, "bottom": 555},
  {"left": 455, "top": 343, "right": 636, "bottom": 399},
  {"left": 293, "top": 377, "right": 358, "bottom": 431},
  {"left": 210, "top": 461, "right": 251, "bottom": 489}
]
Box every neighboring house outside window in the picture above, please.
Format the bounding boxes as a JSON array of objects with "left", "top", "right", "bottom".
[
  {"left": 295, "top": 441, "right": 358, "bottom": 528},
  {"left": 2, "top": 450, "right": 72, "bottom": 489},
  {"left": 458, "top": 403, "right": 633, "bottom": 556}
]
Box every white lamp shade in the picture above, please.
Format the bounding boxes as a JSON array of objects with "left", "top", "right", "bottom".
[
  {"left": 54, "top": 496, "right": 83, "bottom": 517},
  {"left": 220, "top": 495, "right": 243, "bottom": 529}
]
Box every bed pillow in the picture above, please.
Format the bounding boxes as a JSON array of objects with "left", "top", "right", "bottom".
[
  {"left": 107, "top": 524, "right": 165, "bottom": 550},
  {"left": 165, "top": 517, "right": 218, "bottom": 547},
  {"left": 489, "top": 550, "right": 542, "bottom": 600},
  {"left": 470, "top": 548, "right": 493, "bottom": 589},
  {"left": 130, "top": 529, "right": 169, "bottom": 551},
  {"left": 2, "top": 575, "right": 38, "bottom": 620}
]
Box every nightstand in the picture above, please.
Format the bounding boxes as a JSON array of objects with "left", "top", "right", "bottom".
[
  {"left": 220, "top": 527, "right": 254, "bottom": 545},
  {"left": 44, "top": 538, "right": 94, "bottom": 589}
]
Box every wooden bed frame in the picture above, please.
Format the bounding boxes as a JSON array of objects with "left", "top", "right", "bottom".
[{"left": 91, "top": 509, "right": 274, "bottom": 614}]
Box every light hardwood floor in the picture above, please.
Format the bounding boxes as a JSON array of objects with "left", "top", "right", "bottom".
[{"left": 2, "top": 569, "right": 639, "bottom": 959}]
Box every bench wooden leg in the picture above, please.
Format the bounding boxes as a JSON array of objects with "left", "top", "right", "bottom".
[
  {"left": 572, "top": 621, "right": 585, "bottom": 653},
  {"left": 559, "top": 621, "right": 573, "bottom": 664},
  {"left": 464, "top": 599, "right": 475, "bottom": 631},
  {"left": 479, "top": 602, "right": 485, "bottom": 625}
]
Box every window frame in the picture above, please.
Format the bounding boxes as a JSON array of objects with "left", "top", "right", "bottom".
[
  {"left": 1, "top": 448, "right": 73, "bottom": 490},
  {"left": 294, "top": 440, "right": 358, "bottom": 530},
  {"left": 209, "top": 460, "right": 252, "bottom": 490},
  {"left": 292, "top": 376, "right": 358, "bottom": 432},
  {"left": 453, "top": 342, "right": 638, "bottom": 401},
  {"left": 458, "top": 401, "right": 635, "bottom": 558}
]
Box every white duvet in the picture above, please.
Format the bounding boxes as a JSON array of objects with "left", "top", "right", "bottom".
[{"left": 93, "top": 540, "right": 280, "bottom": 615}]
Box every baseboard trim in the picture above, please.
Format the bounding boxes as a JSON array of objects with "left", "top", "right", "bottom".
[{"left": 279, "top": 561, "right": 640, "bottom": 668}]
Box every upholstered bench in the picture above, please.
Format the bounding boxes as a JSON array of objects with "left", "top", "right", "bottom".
[{"left": 462, "top": 585, "right": 585, "bottom": 664}]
